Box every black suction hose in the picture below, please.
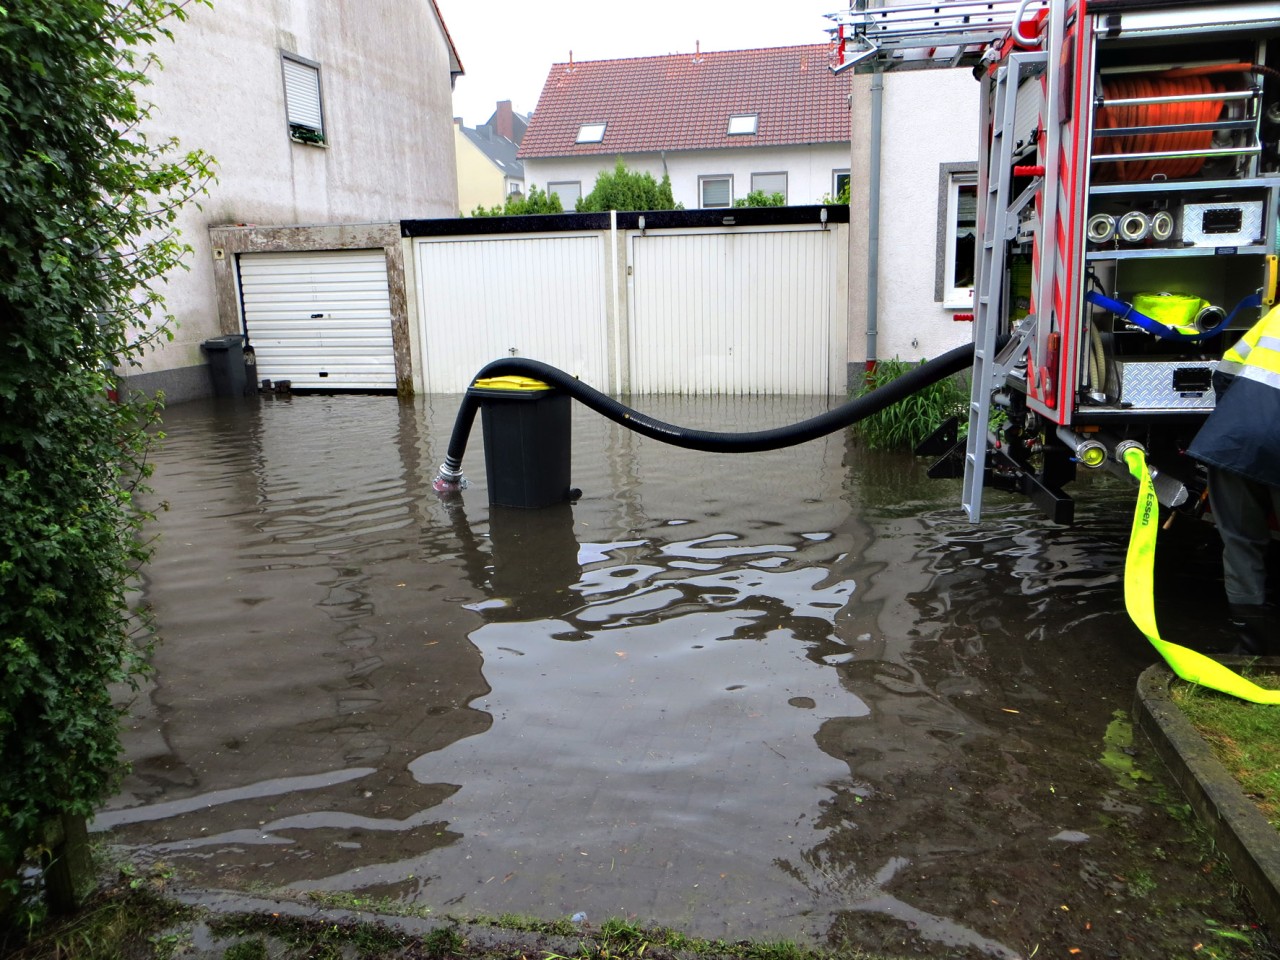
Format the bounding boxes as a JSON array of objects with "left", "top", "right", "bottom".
[{"left": 434, "top": 343, "right": 977, "bottom": 488}]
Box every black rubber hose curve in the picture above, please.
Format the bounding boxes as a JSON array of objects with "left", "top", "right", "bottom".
[{"left": 437, "top": 342, "right": 976, "bottom": 481}]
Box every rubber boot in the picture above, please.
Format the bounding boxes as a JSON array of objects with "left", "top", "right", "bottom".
[{"left": 1227, "top": 603, "right": 1276, "bottom": 656}]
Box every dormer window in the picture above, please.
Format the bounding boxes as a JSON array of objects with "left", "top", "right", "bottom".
[
  {"left": 727, "top": 114, "right": 758, "bottom": 136},
  {"left": 576, "top": 122, "right": 607, "bottom": 144}
]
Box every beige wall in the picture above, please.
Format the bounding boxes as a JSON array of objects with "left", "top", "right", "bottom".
[
  {"left": 128, "top": 0, "right": 460, "bottom": 393},
  {"left": 454, "top": 126, "right": 506, "bottom": 215}
]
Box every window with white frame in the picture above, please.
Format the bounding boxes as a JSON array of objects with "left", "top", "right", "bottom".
[
  {"left": 832, "top": 169, "right": 850, "bottom": 200},
  {"left": 750, "top": 172, "right": 787, "bottom": 203},
  {"left": 548, "top": 181, "right": 582, "bottom": 207},
  {"left": 282, "top": 53, "right": 325, "bottom": 144},
  {"left": 576, "top": 122, "right": 607, "bottom": 144},
  {"left": 727, "top": 114, "right": 758, "bottom": 135},
  {"left": 699, "top": 175, "right": 733, "bottom": 208},
  {"left": 937, "top": 164, "right": 978, "bottom": 308}
]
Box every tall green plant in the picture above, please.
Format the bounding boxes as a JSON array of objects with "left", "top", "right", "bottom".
[
  {"left": 469, "top": 183, "right": 563, "bottom": 217},
  {"left": 820, "top": 181, "right": 851, "bottom": 205},
  {"left": 854, "top": 357, "right": 969, "bottom": 450},
  {"left": 733, "top": 190, "right": 786, "bottom": 208},
  {"left": 576, "top": 158, "right": 679, "bottom": 212},
  {"left": 0, "top": 0, "right": 214, "bottom": 909}
]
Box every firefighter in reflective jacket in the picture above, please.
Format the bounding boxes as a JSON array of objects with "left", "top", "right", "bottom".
[{"left": 1188, "top": 306, "right": 1280, "bottom": 654}]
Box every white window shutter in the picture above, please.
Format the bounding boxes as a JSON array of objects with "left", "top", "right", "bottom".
[
  {"left": 283, "top": 57, "right": 323, "bottom": 132},
  {"left": 751, "top": 172, "right": 786, "bottom": 199},
  {"left": 701, "top": 178, "right": 731, "bottom": 207}
]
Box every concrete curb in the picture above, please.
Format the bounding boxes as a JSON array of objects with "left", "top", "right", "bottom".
[
  {"left": 167, "top": 888, "right": 600, "bottom": 957},
  {"left": 1134, "top": 659, "right": 1280, "bottom": 933}
]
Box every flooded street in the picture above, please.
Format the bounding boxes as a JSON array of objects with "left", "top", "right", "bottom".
[{"left": 102, "top": 393, "right": 1263, "bottom": 958}]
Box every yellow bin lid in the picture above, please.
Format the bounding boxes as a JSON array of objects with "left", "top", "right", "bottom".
[{"left": 471, "top": 375, "right": 551, "bottom": 391}]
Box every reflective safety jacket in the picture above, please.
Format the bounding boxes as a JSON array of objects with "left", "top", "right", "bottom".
[{"left": 1188, "top": 305, "right": 1280, "bottom": 487}]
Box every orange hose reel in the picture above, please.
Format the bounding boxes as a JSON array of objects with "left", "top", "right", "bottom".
[{"left": 1094, "top": 73, "right": 1228, "bottom": 182}]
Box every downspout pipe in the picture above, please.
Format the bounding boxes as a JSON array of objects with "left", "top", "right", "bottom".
[{"left": 866, "top": 68, "right": 884, "bottom": 374}]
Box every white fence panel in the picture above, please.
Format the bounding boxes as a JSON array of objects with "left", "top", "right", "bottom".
[
  {"left": 629, "top": 228, "right": 835, "bottom": 395},
  {"left": 414, "top": 234, "right": 609, "bottom": 393}
]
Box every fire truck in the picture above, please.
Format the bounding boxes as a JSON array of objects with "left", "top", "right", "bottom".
[{"left": 828, "top": 0, "right": 1280, "bottom": 524}]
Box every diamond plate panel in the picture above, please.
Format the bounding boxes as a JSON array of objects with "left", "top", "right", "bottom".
[
  {"left": 1117, "top": 359, "right": 1217, "bottom": 409},
  {"left": 1179, "top": 201, "right": 1264, "bottom": 247}
]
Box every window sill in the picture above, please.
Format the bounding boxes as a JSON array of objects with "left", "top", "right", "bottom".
[{"left": 289, "top": 135, "right": 328, "bottom": 148}]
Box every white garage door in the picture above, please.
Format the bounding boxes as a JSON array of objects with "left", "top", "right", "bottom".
[
  {"left": 629, "top": 228, "right": 835, "bottom": 394},
  {"left": 238, "top": 250, "right": 395, "bottom": 389},
  {"left": 414, "top": 234, "right": 608, "bottom": 393}
]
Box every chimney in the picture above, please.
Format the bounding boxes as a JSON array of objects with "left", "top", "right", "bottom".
[{"left": 495, "top": 100, "right": 514, "bottom": 141}]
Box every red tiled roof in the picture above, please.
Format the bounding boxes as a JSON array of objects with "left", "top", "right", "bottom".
[{"left": 518, "top": 44, "right": 851, "bottom": 159}]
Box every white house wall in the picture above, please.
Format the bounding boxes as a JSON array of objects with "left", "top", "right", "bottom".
[
  {"left": 524, "top": 144, "right": 851, "bottom": 210},
  {"left": 849, "top": 69, "right": 981, "bottom": 370},
  {"left": 128, "top": 0, "right": 459, "bottom": 395}
]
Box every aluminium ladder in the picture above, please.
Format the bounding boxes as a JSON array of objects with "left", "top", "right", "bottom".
[
  {"left": 827, "top": 0, "right": 1049, "bottom": 73},
  {"left": 961, "top": 50, "right": 1047, "bottom": 521}
]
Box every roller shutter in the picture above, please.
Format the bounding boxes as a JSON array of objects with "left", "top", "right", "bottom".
[{"left": 238, "top": 250, "right": 395, "bottom": 390}]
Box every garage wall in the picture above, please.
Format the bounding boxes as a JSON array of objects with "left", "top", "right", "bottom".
[
  {"left": 413, "top": 234, "right": 610, "bottom": 393},
  {"left": 403, "top": 207, "right": 849, "bottom": 397},
  {"left": 209, "top": 222, "right": 413, "bottom": 395},
  {"left": 629, "top": 227, "right": 838, "bottom": 394}
]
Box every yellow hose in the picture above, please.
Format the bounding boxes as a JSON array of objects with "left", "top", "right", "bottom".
[{"left": 1123, "top": 448, "right": 1280, "bottom": 704}]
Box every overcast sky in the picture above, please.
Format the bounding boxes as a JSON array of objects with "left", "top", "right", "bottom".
[{"left": 438, "top": 0, "right": 843, "bottom": 127}]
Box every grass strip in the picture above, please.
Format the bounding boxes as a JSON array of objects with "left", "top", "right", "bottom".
[{"left": 1171, "top": 669, "right": 1280, "bottom": 829}]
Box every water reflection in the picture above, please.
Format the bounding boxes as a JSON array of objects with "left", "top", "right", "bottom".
[
  {"left": 103, "top": 393, "right": 1251, "bottom": 954},
  {"left": 109, "top": 396, "right": 491, "bottom": 888}
]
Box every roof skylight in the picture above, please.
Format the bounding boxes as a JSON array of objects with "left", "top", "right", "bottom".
[
  {"left": 576, "top": 122, "right": 607, "bottom": 143},
  {"left": 727, "top": 114, "right": 758, "bottom": 135}
]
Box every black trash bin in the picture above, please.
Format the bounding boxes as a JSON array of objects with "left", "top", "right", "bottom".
[
  {"left": 201, "top": 335, "right": 249, "bottom": 398},
  {"left": 469, "top": 376, "right": 571, "bottom": 508}
]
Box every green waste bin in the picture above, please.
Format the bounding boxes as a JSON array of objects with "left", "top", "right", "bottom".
[
  {"left": 469, "top": 375, "right": 571, "bottom": 508},
  {"left": 201, "top": 335, "right": 249, "bottom": 398}
]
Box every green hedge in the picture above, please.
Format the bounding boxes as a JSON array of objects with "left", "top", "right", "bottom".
[{"left": 0, "top": 0, "right": 213, "bottom": 908}]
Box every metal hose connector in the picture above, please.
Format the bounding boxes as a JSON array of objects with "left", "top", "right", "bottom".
[
  {"left": 1114, "top": 438, "right": 1146, "bottom": 463},
  {"left": 433, "top": 459, "right": 468, "bottom": 493}
]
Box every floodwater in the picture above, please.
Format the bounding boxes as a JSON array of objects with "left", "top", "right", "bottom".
[{"left": 103, "top": 393, "right": 1266, "bottom": 958}]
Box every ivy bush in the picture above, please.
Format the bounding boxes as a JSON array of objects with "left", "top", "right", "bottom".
[{"left": 0, "top": 0, "right": 213, "bottom": 912}]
